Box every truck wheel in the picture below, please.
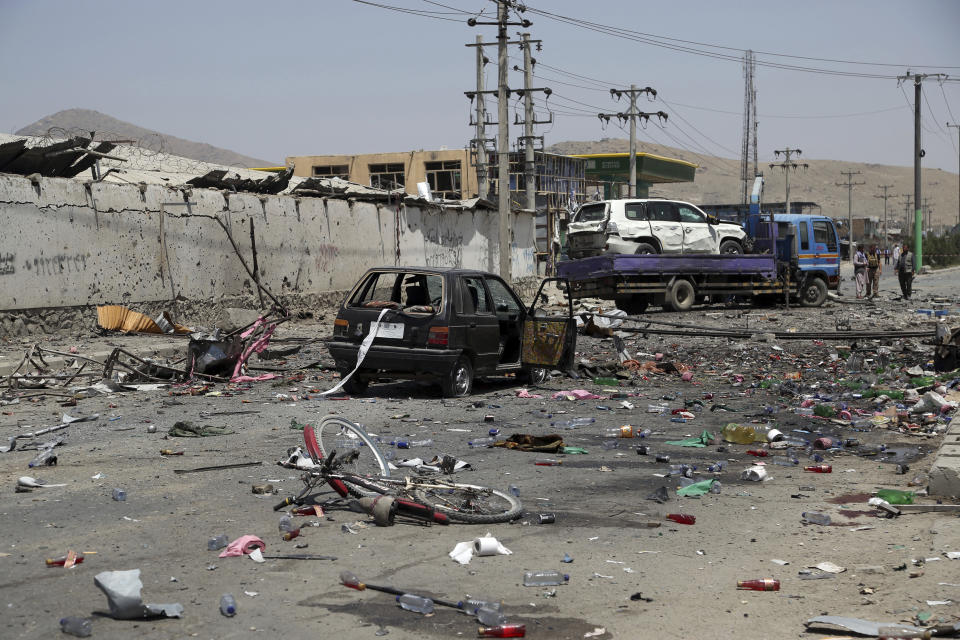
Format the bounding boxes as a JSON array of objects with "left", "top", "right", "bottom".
[
  {"left": 667, "top": 279, "right": 696, "bottom": 312},
  {"left": 442, "top": 356, "right": 474, "bottom": 397},
  {"left": 719, "top": 240, "right": 743, "bottom": 254},
  {"left": 800, "top": 277, "right": 828, "bottom": 307},
  {"left": 615, "top": 295, "right": 649, "bottom": 315},
  {"left": 633, "top": 242, "right": 658, "bottom": 255}
]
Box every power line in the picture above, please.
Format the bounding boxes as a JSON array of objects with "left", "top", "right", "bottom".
[{"left": 350, "top": 0, "right": 467, "bottom": 22}]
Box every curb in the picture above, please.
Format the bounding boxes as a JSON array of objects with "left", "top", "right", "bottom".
[{"left": 928, "top": 420, "right": 960, "bottom": 498}]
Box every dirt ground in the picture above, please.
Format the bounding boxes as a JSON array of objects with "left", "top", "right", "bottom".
[{"left": 2, "top": 269, "right": 959, "bottom": 639}]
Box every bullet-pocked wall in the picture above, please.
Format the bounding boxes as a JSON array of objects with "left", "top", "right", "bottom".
[{"left": 0, "top": 174, "right": 536, "bottom": 312}]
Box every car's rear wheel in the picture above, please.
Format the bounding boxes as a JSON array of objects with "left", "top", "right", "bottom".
[
  {"left": 442, "top": 356, "right": 474, "bottom": 397},
  {"left": 633, "top": 242, "right": 658, "bottom": 255},
  {"left": 341, "top": 373, "right": 369, "bottom": 395},
  {"left": 520, "top": 366, "right": 548, "bottom": 386},
  {"left": 719, "top": 239, "right": 743, "bottom": 254}
]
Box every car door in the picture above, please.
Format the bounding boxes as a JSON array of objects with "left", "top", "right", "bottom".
[
  {"left": 646, "top": 201, "right": 683, "bottom": 252},
  {"left": 678, "top": 204, "right": 716, "bottom": 253},
  {"left": 458, "top": 275, "right": 500, "bottom": 372},
  {"left": 521, "top": 278, "right": 576, "bottom": 371},
  {"left": 483, "top": 275, "right": 525, "bottom": 367}
]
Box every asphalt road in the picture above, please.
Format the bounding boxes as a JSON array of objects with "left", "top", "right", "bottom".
[{"left": 1, "top": 288, "right": 958, "bottom": 639}]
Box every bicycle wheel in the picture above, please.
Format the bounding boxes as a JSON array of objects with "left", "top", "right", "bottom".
[
  {"left": 414, "top": 482, "right": 522, "bottom": 524},
  {"left": 311, "top": 415, "right": 390, "bottom": 488}
]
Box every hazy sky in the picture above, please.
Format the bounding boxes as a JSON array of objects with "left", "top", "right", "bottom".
[{"left": 1, "top": 0, "right": 959, "bottom": 172}]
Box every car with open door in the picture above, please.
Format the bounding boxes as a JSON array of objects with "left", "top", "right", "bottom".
[{"left": 327, "top": 267, "right": 575, "bottom": 397}]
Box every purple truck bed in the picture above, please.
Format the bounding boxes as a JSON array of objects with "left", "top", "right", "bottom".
[{"left": 557, "top": 253, "right": 778, "bottom": 281}]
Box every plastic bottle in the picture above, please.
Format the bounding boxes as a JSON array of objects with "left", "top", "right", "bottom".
[
  {"left": 478, "top": 624, "right": 526, "bottom": 638},
  {"left": 220, "top": 594, "right": 237, "bottom": 617},
  {"left": 469, "top": 437, "right": 496, "bottom": 448},
  {"left": 533, "top": 458, "right": 562, "bottom": 466},
  {"left": 601, "top": 440, "right": 619, "bottom": 450},
  {"left": 637, "top": 428, "right": 651, "bottom": 439},
  {"left": 794, "top": 407, "right": 815, "bottom": 416},
  {"left": 665, "top": 513, "right": 696, "bottom": 525},
  {"left": 111, "top": 488, "right": 127, "bottom": 501},
  {"left": 709, "top": 480, "right": 722, "bottom": 494},
  {"left": 396, "top": 593, "right": 434, "bottom": 614},
  {"left": 706, "top": 461, "right": 725, "bottom": 472},
  {"left": 876, "top": 489, "right": 915, "bottom": 505},
  {"left": 804, "top": 464, "right": 832, "bottom": 473},
  {"left": 801, "top": 511, "right": 831, "bottom": 525},
  {"left": 464, "top": 598, "right": 502, "bottom": 615},
  {"left": 28, "top": 449, "right": 58, "bottom": 467},
  {"left": 407, "top": 439, "right": 433, "bottom": 448},
  {"left": 475, "top": 604, "right": 506, "bottom": 626},
  {"left": 207, "top": 534, "right": 229, "bottom": 551},
  {"left": 46, "top": 553, "right": 84, "bottom": 567},
  {"left": 647, "top": 404, "right": 668, "bottom": 414},
  {"left": 635, "top": 445, "right": 649, "bottom": 455},
  {"left": 550, "top": 417, "right": 595, "bottom": 429},
  {"left": 746, "top": 449, "right": 768, "bottom": 457},
  {"left": 59, "top": 616, "right": 92, "bottom": 637},
  {"left": 769, "top": 456, "right": 798, "bottom": 466},
  {"left": 593, "top": 376, "right": 619, "bottom": 386},
  {"left": 736, "top": 579, "right": 780, "bottom": 591},
  {"left": 278, "top": 515, "right": 296, "bottom": 533},
  {"left": 522, "top": 570, "right": 569, "bottom": 586},
  {"left": 721, "top": 423, "right": 757, "bottom": 444},
  {"left": 605, "top": 425, "right": 635, "bottom": 438},
  {"left": 670, "top": 417, "right": 688, "bottom": 423},
  {"left": 668, "top": 464, "right": 694, "bottom": 478}
]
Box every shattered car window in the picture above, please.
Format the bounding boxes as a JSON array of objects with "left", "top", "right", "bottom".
[
  {"left": 574, "top": 203, "right": 607, "bottom": 223},
  {"left": 348, "top": 272, "right": 444, "bottom": 311},
  {"left": 349, "top": 272, "right": 401, "bottom": 307}
]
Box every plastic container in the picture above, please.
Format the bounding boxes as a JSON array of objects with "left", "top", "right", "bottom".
[
  {"left": 522, "top": 570, "right": 569, "bottom": 586},
  {"left": 665, "top": 513, "right": 696, "bottom": 525},
  {"left": 804, "top": 464, "right": 832, "bottom": 473},
  {"left": 278, "top": 515, "right": 296, "bottom": 533},
  {"left": 605, "top": 425, "right": 635, "bottom": 438},
  {"left": 220, "top": 593, "right": 237, "bottom": 617},
  {"left": 59, "top": 616, "right": 92, "bottom": 637},
  {"left": 876, "top": 489, "right": 915, "bottom": 504},
  {"left": 647, "top": 404, "right": 668, "bottom": 414},
  {"left": 476, "top": 604, "right": 506, "bottom": 626},
  {"left": 706, "top": 461, "right": 725, "bottom": 472},
  {"left": 28, "top": 449, "right": 58, "bottom": 467},
  {"left": 794, "top": 407, "right": 815, "bottom": 416},
  {"left": 637, "top": 428, "right": 652, "bottom": 439},
  {"left": 601, "top": 440, "right": 619, "bottom": 450},
  {"left": 111, "top": 488, "right": 126, "bottom": 502},
  {"left": 465, "top": 598, "right": 502, "bottom": 616},
  {"left": 533, "top": 458, "right": 562, "bottom": 466},
  {"left": 479, "top": 624, "right": 526, "bottom": 638},
  {"left": 769, "top": 456, "right": 798, "bottom": 466},
  {"left": 635, "top": 445, "right": 649, "bottom": 455},
  {"left": 736, "top": 579, "right": 780, "bottom": 591},
  {"left": 207, "top": 534, "right": 229, "bottom": 551},
  {"left": 709, "top": 480, "right": 722, "bottom": 494},
  {"left": 721, "top": 423, "right": 757, "bottom": 444},
  {"left": 396, "top": 593, "right": 434, "bottom": 614},
  {"left": 550, "top": 417, "right": 595, "bottom": 429},
  {"left": 469, "top": 437, "right": 496, "bottom": 448},
  {"left": 801, "top": 511, "right": 831, "bottom": 525},
  {"left": 655, "top": 454, "right": 670, "bottom": 463},
  {"left": 668, "top": 464, "right": 694, "bottom": 478}
]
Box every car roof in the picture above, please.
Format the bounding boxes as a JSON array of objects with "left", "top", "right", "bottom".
[{"left": 363, "top": 266, "right": 495, "bottom": 277}]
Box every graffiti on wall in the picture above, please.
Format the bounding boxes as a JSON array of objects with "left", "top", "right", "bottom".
[
  {"left": 313, "top": 243, "right": 340, "bottom": 273},
  {"left": 0, "top": 253, "right": 14, "bottom": 275},
  {"left": 23, "top": 253, "right": 88, "bottom": 277}
]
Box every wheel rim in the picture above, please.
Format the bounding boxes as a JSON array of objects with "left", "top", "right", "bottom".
[
  {"left": 453, "top": 363, "right": 470, "bottom": 395},
  {"left": 530, "top": 367, "right": 547, "bottom": 384}
]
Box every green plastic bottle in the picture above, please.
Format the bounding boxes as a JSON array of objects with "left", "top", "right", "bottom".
[
  {"left": 721, "top": 423, "right": 757, "bottom": 444},
  {"left": 876, "top": 489, "right": 915, "bottom": 505}
]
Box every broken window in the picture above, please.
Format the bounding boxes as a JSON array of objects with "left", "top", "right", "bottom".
[
  {"left": 312, "top": 164, "right": 349, "bottom": 179},
  {"left": 368, "top": 163, "right": 405, "bottom": 190},
  {"left": 424, "top": 160, "right": 462, "bottom": 199}
]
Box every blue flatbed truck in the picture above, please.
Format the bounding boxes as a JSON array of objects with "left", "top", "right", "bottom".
[{"left": 557, "top": 179, "right": 841, "bottom": 313}]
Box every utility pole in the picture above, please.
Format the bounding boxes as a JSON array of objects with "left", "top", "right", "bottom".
[
  {"left": 922, "top": 197, "right": 933, "bottom": 234},
  {"left": 949, "top": 122, "right": 960, "bottom": 228},
  {"left": 897, "top": 72, "right": 946, "bottom": 271},
  {"left": 467, "top": 2, "right": 532, "bottom": 281},
  {"left": 901, "top": 194, "right": 913, "bottom": 240},
  {"left": 471, "top": 35, "right": 490, "bottom": 200},
  {"left": 770, "top": 148, "right": 808, "bottom": 218},
  {"left": 516, "top": 33, "right": 550, "bottom": 213},
  {"left": 597, "top": 86, "right": 663, "bottom": 197},
  {"left": 835, "top": 170, "right": 865, "bottom": 260},
  {"left": 874, "top": 184, "right": 895, "bottom": 251},
  {"left": 740, "top": 49, "right": 758, "bottom": 205}
]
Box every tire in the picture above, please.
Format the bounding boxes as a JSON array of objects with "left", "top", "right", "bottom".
[
  {"left": 667, "top": 279, "right": 696, "bottom": 312},
  {"left": 442, "top": 355, "right": 473, "bottom": 397},
  {"left": 310, "top": 415, "right": 390, "bottom": 496},
  {"left": 633, "top": 242, "right": 658, "bottom": 255},
  {"left": 615, "top": 295, "right": 649, "bottom": 315},
  {"left": 341, "top": 372, "right": 369, "bottom": 395},
  {"left": 520, "top": 366, "right": 548, "bottom": 385},
  {"left": 719, "top": 239, "right": 743, "bottom": 254},
  {"left": 414, "top": 483, "right": 523, "bottom": 524},
  {"left": 800, "top": 277, "right": 828, "bottom": 307}
]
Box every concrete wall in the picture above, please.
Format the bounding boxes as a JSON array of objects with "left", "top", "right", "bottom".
[{"left": 0, "top": 174, "right": 535, "bottom": 314}]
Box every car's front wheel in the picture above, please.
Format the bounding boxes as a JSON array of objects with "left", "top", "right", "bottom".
[
  {"left": 633, "top": 242, "right": 658, "bottom": 255},
  {"left": 719, "top": 239, "right": 743, "bottom": 254},
  {"left": 441, "top": 356, "right": 474, "bottom": 397}
]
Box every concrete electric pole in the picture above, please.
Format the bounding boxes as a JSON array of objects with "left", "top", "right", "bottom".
[
  {"left": 836, "top": 170, "right": 865, "bottom": 260},
  {"left": 467, "top": 2, "right": 533, "bottom": 281},
  {"left": 770, "top": 148, "right": 808, "bottom": 220},
  {"left": 516, "top": 33, "right": 550, "bottom": 213},
  {"left": 874, "top": 184, "right": 895, "bottom": 251},
  {"left": 471, "top": 35, "right": 490, "bottom": 200},
  {"left": 597, "top": 86, "right": 663, "bottom": 197},
  {"left": 948, "top": 122, "right": 960, "bottom": 228}
]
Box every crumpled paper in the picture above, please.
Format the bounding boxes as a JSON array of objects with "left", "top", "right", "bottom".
[
  {"left": 94, "top": 569, "right": 183, "bottom": 619},
  {"left": 449, "top": 534, "right": 512, "bottom": 565}
]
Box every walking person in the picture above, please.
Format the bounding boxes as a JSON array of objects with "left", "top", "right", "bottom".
[
  {"left": 892, "top": 243, "right": 901, "bottom": 266},
  {"left": 866, "top": 244, "right": 882, "bottom": 298},
  {"left": 853, "top": 246, "right": 868, "bottom": 299},
  {"left": 884, "top": 247, "right": 890, "bottom": 265},
  {"left": 896, "top": 243, "right": 914, "bottom": 300}
]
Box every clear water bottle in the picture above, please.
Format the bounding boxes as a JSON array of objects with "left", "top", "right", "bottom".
[
  {"left": 278, "top": 515, "right": 295, "bottom": 533},
  {"left": 769, "top": 456, "right": 798, "bottom": 466},
  {"left": 111, "top": 488, "right": 126, "bottom": 501},
  {"left": 207, "top": 534, "right": 229, "bottom": 551},
  {"left": 476, "top": 604, "right": 506, "bottom": 626},
  {"left": 801, "top": 511, "right": 831, "bottom": 526},
  {"left": 551, "top": 417, "right": 594, "bottom": 429},
  {"left": 396, "top": 593, "right": 434, "bottom": 614},
  {"left": 709, "top": 480, "right": 722, "bottom": 494},
  {"left": 220, "top": 593, "right": 237, "bottom": 617},
  {"left": 469, "top": 437, "right": 496, "bottom": 448},
  {"left": 637, "top": 428, "right": 652, "bottom": 439},
  {"left": 706, "top": 461, "right": 725, "bottom": 472},
  {"left": 29, "top": 448, "right": 58, "bottom": 468},
  {"left": 59, "top": 616, "right": 92, "bottom": 637},
  {"left": 465, "top": 598, "right": 502, "bottom": 615},
  {"left": 601, "top": 440, "right": 619, "bottom": 450},
  {"left": 522, "top": 570, "right": 569, "bottom": 586}
]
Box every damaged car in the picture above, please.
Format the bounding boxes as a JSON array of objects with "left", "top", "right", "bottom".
[{"left": 327, "top": 267, "right": 575, "bottom": 397}]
